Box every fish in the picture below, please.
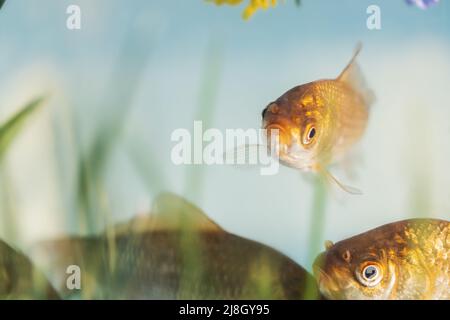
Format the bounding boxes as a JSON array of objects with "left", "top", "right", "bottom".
[
  {"left": 31, "top": 193, "right": 319, "bottom": 299},
  {"left": 261, "top": 44, "right": 374, "bottom": 193},
  {"left": 0, "top": 239, "right": 59, "bottom": 299},
  {"left": 313, "top": 219, "right": 450, "bottom": 300},
  {"left": 0, "top": 0, "right": 5, "bottom": 10}
]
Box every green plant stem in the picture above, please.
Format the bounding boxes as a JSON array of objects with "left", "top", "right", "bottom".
[{"left": 303, "top": 175, "right": 327, "bottom": 299}]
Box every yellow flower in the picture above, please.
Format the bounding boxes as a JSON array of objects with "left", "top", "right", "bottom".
[{"left": 206, "top": 0, "right": 278, "bottom": 20}]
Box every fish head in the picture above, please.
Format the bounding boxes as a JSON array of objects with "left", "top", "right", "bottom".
[
  {"left": 261, "top": 86, "right": 332, "bottom": 170},
  {"left": 313, "top": 236, "right": 397, "bottom": 300}
]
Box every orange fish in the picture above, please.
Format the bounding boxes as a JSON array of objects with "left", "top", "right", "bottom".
[
  {"left": 262, "top": 45, "right": 374, "bottom": 193},
  {"left": 313, "top": 219, "right": 450, "bottom": 300}
]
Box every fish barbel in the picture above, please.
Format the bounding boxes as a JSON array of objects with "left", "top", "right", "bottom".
[
  {"left": 262, "top": 45, "right": 374, "bottom": 192},
  {"left": 31, "top": 193, "right": 318, "bottom": 299},
  {"left": 0, "top": 240, "right": 59, "bottom": 299},
  {"left": 313, "top": 219, "right": 450, "bottom": 300}
]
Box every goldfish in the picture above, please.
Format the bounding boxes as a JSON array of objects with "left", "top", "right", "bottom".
[
  {"left": 313, "top": 219, "right": 450, "bottom": 300},
  {"left": 261, "top": 45, "right": 374, "bottom": 193},
  {"left": 31, "top": 193, "right": 319, "bottom": 299},
  {"left": 0, "top": 239, "right": 59, "bottom": 299}
]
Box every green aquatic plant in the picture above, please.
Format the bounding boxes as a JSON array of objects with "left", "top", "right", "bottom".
[
  {"left": 73, "top": 27, "right": 152, "bottom": 298},
  {"left": 72, "top": 24, "right": 153, "bottom": 236},
  {"left": 303, "top": 175, "right": 327, "bottom": 299},
  {"left": 184, "top": 39, "right": 224, "bottom": 202},
  {"left": 0, "top": 97, "right": 46, "bottom": 160},
  {"left": 0, "top": 97, "right": 47, "bottom": 243}
]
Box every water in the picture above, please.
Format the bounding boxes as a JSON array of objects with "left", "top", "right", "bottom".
[{"left": 0, "top": 0, "right": 449, "bottom": 284}]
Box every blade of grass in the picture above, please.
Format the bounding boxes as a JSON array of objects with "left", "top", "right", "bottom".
[
  {"left": 184, "top": 39, "right": 224, "bottom": 201},
  {"left": 0, "top": 96, "right": 47, "bottom": 243},
  {"left": 0, "top": 96, "right": 46, "bottom": 159},
  {"left": 70, "top": 21, "right": 154, "bottom": 298},
  {"left": 406, "top": 104, "right": 432, "bottom": 218},
  {"left": 126, "top": 138, "right": 167, "bottom": 194},
  {"left": 178, "top": 39, "right": 224, "bottom": 298},
  {"left": 0, "top": 166, "right": 18, "bottom": 242},
  {"left": 303, "top": 175, "right": 327, "bottom": 299},
  {"left": 74, "top": 22, "right": 153, "bottom": 236}
]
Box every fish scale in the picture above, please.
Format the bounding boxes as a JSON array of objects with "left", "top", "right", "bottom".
[
  {"left": 31, "top": 193, "right": 319, "bottom": 300},
  {"left": 32, "top": 232, "right": 315, "bottom": 299}
]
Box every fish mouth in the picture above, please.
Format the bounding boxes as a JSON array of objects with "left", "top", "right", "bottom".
[
  {"left": 263, "top": 121, "right": 313, "bottom": 168},
  {"left": 264, "top": 123, "right": 288, "bottom": 139},
  {"left": 313, "top": 254, "right": 343, "bottom": 299},
  {"left": 314, "top": 269, "right": 344, "bottom": 300},
  {"left": 264, "top": 123, "right": 290, "bottom": 154}
]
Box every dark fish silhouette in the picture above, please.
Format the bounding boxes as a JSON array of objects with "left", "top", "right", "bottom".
[{"left": 32, "top": 193, "right": 318, "bottom": 299}]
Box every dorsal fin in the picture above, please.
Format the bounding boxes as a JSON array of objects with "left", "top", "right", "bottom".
[
  {"left": 113, "top": 193, "right": 223, "bottom": 235},
  {"left": 324, "top": 240, "right": 334, "bottom": 250},
  {"left": 337, "top": 43, "right": 375, "bottom": 107}
]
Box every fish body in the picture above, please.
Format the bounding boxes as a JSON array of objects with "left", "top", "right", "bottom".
[
  {"left": 32, "top": 193, "right": 318, "bottom": 300},
  {"left": 262, "top": 46, "right": 373, "bottom": 176},
  {"left": 313, "top": 219, "right": 450, "bottom": 300},
  {"left": 0, "top": 240, "right": 59, "bottom": 299}
]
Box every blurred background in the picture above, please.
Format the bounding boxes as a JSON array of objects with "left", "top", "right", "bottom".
[{"left": 0, "top": 0, "right": 449, "bottom": 272}]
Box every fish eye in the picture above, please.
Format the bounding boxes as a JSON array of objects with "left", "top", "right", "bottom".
[
  {"left": 303, "top": 125, "right": 317, "bottom": 145},
  {"left": 356, "top": 263, "right": 383, "bottom": 287},
  {"left": 363, "top": 265, "right": 378, "bottom": 280}
]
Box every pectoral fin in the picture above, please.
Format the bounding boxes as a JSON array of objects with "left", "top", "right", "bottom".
[{"left": 315, "top": 164, "right": 362, "bottom": 195}]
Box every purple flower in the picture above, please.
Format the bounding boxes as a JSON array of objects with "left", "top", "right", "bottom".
[{"left": 406, "top": 0, "right": 440, "bottom": 9}]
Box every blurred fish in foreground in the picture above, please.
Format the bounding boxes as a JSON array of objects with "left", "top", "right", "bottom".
[
  {"left": 261, "top": 45, "right": 374, "bottom": 194},
  {"left": 0, "top": 0, "right": 5, "bottom": 10},
  {"left": 32, "top": 193, "right": 318, "bottom": 299},
  {"left": 405, "top": 0, "right": 440, "bottom": 9},
  {"left": 0, "top": 240, "right": 59, "bottom": 299},
  {"left": 313, "top": 219, "right": 450, "bottom": 299}
]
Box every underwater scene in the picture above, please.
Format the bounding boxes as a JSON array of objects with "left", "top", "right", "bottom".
[{"left": 0, "top": 0, "right": 449, "bottom": 300}]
